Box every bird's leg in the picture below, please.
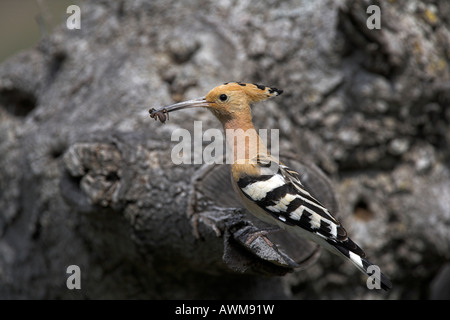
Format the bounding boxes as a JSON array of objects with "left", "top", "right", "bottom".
[
  {"left": 244, "top": 226, "right": 281, "bottom": 247},
  {"left": 194, "top": 207, "right": 240, "bottom": 238}
]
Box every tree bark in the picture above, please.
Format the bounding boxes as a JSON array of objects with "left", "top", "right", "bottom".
[{"left": 0, "top": 0, "right": 449, "bottom": 299}]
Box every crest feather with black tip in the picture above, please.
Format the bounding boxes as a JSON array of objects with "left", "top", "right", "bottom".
[{"left": 214, "top": 82, "right": 283, "bottom": 103}]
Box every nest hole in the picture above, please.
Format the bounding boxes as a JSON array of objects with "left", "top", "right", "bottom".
[
  {"left": 0, "top": 87, "right": 37, "bottom": 118},
  {"left": 353, "top": 199, "right": 374, "bottom": 221}
]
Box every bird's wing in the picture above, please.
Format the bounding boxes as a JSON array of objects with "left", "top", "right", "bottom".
[
  {"left": 234, "top": 155, "right": 366, "bottom": 257},
  {"left": 233, "top": 156, "right": 394, "bottom": 290}
]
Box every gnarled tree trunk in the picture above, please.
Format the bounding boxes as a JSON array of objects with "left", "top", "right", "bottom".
[{"left": 0, "top": 0, "right": 449, "bottom": 299}]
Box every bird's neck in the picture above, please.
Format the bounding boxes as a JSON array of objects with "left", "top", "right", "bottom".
[{"left": 223, "top": 118, "right": 269, "bottom": 164}]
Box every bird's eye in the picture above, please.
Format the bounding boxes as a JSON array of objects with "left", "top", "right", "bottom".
[{"left": 219, "top": 94, "right": 228, "bottom": 102}]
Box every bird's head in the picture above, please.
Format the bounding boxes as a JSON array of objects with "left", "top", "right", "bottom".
[{"left": 149, "top": 82, "right": 283, "bottom": 126}]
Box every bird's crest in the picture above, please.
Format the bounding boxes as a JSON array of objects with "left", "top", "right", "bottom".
[{"left": 213, "top": 82, "right": 283, "bottom": 103}]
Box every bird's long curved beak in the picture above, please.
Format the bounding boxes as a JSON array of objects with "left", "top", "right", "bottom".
[{"left": 149, "top": 97, "right": 210, "bottom": 123}]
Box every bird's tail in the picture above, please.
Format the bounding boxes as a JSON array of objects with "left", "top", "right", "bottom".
[{"left": 330, "top": 239, "right": 392, "bottom": 291}]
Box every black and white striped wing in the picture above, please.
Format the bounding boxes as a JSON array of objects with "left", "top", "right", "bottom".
[
  {"left": 236, "top": 160, "right": 365, "bottom": 257},
  {"left": 235, "top": 159, "right": 392, "bottom": 290}
]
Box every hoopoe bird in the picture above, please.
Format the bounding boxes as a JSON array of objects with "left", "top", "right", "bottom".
[{"left": 149, "top": 82, "right": 392, "bottom": 291}]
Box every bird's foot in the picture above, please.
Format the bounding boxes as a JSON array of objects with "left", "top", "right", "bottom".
[
  {"left": 244, "top": 227, "right": 281, "bottom": 247},
  {"left": 189, "top": 206, "right": 243, "bottom": 239}
]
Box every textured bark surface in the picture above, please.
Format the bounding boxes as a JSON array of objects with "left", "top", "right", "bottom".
[{"left": 0, "top": 0, "right": 449, "bottom": 299}]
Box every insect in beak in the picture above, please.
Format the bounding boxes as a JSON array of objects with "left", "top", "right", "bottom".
[
  {"left": 149, "top": 97, "right": 210, "bottom": 123},
  {"left": 148, "top": 108, "right": 169, "bottom": 123}
]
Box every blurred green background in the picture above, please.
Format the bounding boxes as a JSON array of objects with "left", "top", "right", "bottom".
[{"left": 0, "top": 0, "right": 74, "bottom": 63}]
